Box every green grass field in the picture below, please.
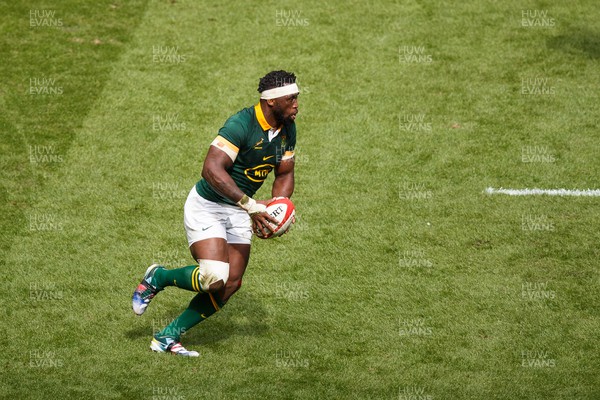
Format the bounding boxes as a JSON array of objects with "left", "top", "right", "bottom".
[{"left": 2, "top": 1, "right": 599, "bottom": 399}]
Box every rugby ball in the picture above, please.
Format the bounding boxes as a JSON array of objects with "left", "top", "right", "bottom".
[{"left": 256, "top": 197, "right": 295, "bottom": 239}]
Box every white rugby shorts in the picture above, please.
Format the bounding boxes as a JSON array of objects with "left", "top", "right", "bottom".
[{"left": 183, "top": 187, "right": 252, "bottom": 246}]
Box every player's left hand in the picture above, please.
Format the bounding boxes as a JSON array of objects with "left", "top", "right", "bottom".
[
  {"left": 250, "top": 202, "right": 279, "bottom": 237},
  {"left": 252, "top": 197, "right": 294, "bottom": 237}
]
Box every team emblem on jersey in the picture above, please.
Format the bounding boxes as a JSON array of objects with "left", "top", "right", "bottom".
[
  {"left": 244, "top": 163, "right": 275, "bottom": 182},
  {"left": 253, "top": 138, "right": 264, "bottom": 150}
]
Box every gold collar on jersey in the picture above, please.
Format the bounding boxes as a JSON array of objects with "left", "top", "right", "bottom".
[{"left": 254, "top": 103, "right": 272, "bottom": 131}]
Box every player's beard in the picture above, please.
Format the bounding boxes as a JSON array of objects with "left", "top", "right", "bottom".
[{"left": 272, "top": 107, "right": 286, "bottom": 126}]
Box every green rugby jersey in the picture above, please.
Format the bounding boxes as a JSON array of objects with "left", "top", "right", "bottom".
[{"left": 196, "top": 103, "right": 296, "bottom": 205}]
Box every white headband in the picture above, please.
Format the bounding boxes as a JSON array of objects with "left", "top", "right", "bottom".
[{"left": 260, "top": 83, "right": 300, "bottom": 100}]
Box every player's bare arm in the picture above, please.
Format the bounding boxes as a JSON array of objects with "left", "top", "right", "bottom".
[
  {"left": 201, "top": 146, "right": 244, "bottom": 202},
  {"left": 272, "top": 158, "right": 295, "bottom": 198}
]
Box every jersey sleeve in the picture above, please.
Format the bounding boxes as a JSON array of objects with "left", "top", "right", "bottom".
[
  {"left": 218, "top": 116, "right": 247, "bottom": 148},
  {"left": 211, "top": 116, "right": 247, "bottom": 161}
]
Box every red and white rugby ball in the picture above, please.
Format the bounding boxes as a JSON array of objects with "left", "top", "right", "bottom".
[{"left": 256, "top": 197, "right": 295, "bottom": 239}]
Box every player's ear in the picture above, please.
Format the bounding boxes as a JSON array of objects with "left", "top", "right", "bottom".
[{"left": 266, "top": 98, "right": 276, "bottom": 107}]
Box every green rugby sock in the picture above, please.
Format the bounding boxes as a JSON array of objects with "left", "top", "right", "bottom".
[
  {"left": 153, "top": 265, "right": 200, "bottom": 292},
  {"left": 156, "top": 291, "right": 224, "bottom": 341}
]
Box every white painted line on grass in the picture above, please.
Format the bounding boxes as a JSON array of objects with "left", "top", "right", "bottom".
[{"left": 485, "top": 187, "right": 600, "bottom": 197}]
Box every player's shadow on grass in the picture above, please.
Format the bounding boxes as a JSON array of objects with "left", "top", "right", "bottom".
[
  {"left": 125, "top": 290, "right": 269, "bottom": 346},
  {"left": 547, "top": 28, "right": 600, "bottom": 59}
]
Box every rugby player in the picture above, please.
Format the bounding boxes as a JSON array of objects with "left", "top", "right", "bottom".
[{"left": 132, "top": 70, "right": 299, "bottom": 356}]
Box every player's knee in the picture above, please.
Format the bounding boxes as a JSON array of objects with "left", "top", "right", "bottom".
[{"left": 197, "top": 259, "right": 229, "bottom": 293}]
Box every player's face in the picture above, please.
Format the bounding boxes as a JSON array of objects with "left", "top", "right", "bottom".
[{"left": 272, "top": 93, "right": 299, "bottom": 124}]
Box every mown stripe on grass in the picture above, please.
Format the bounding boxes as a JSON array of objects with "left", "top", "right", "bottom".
[{"left": 0, "top": 1, "right": 150, "bottom": 268}]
